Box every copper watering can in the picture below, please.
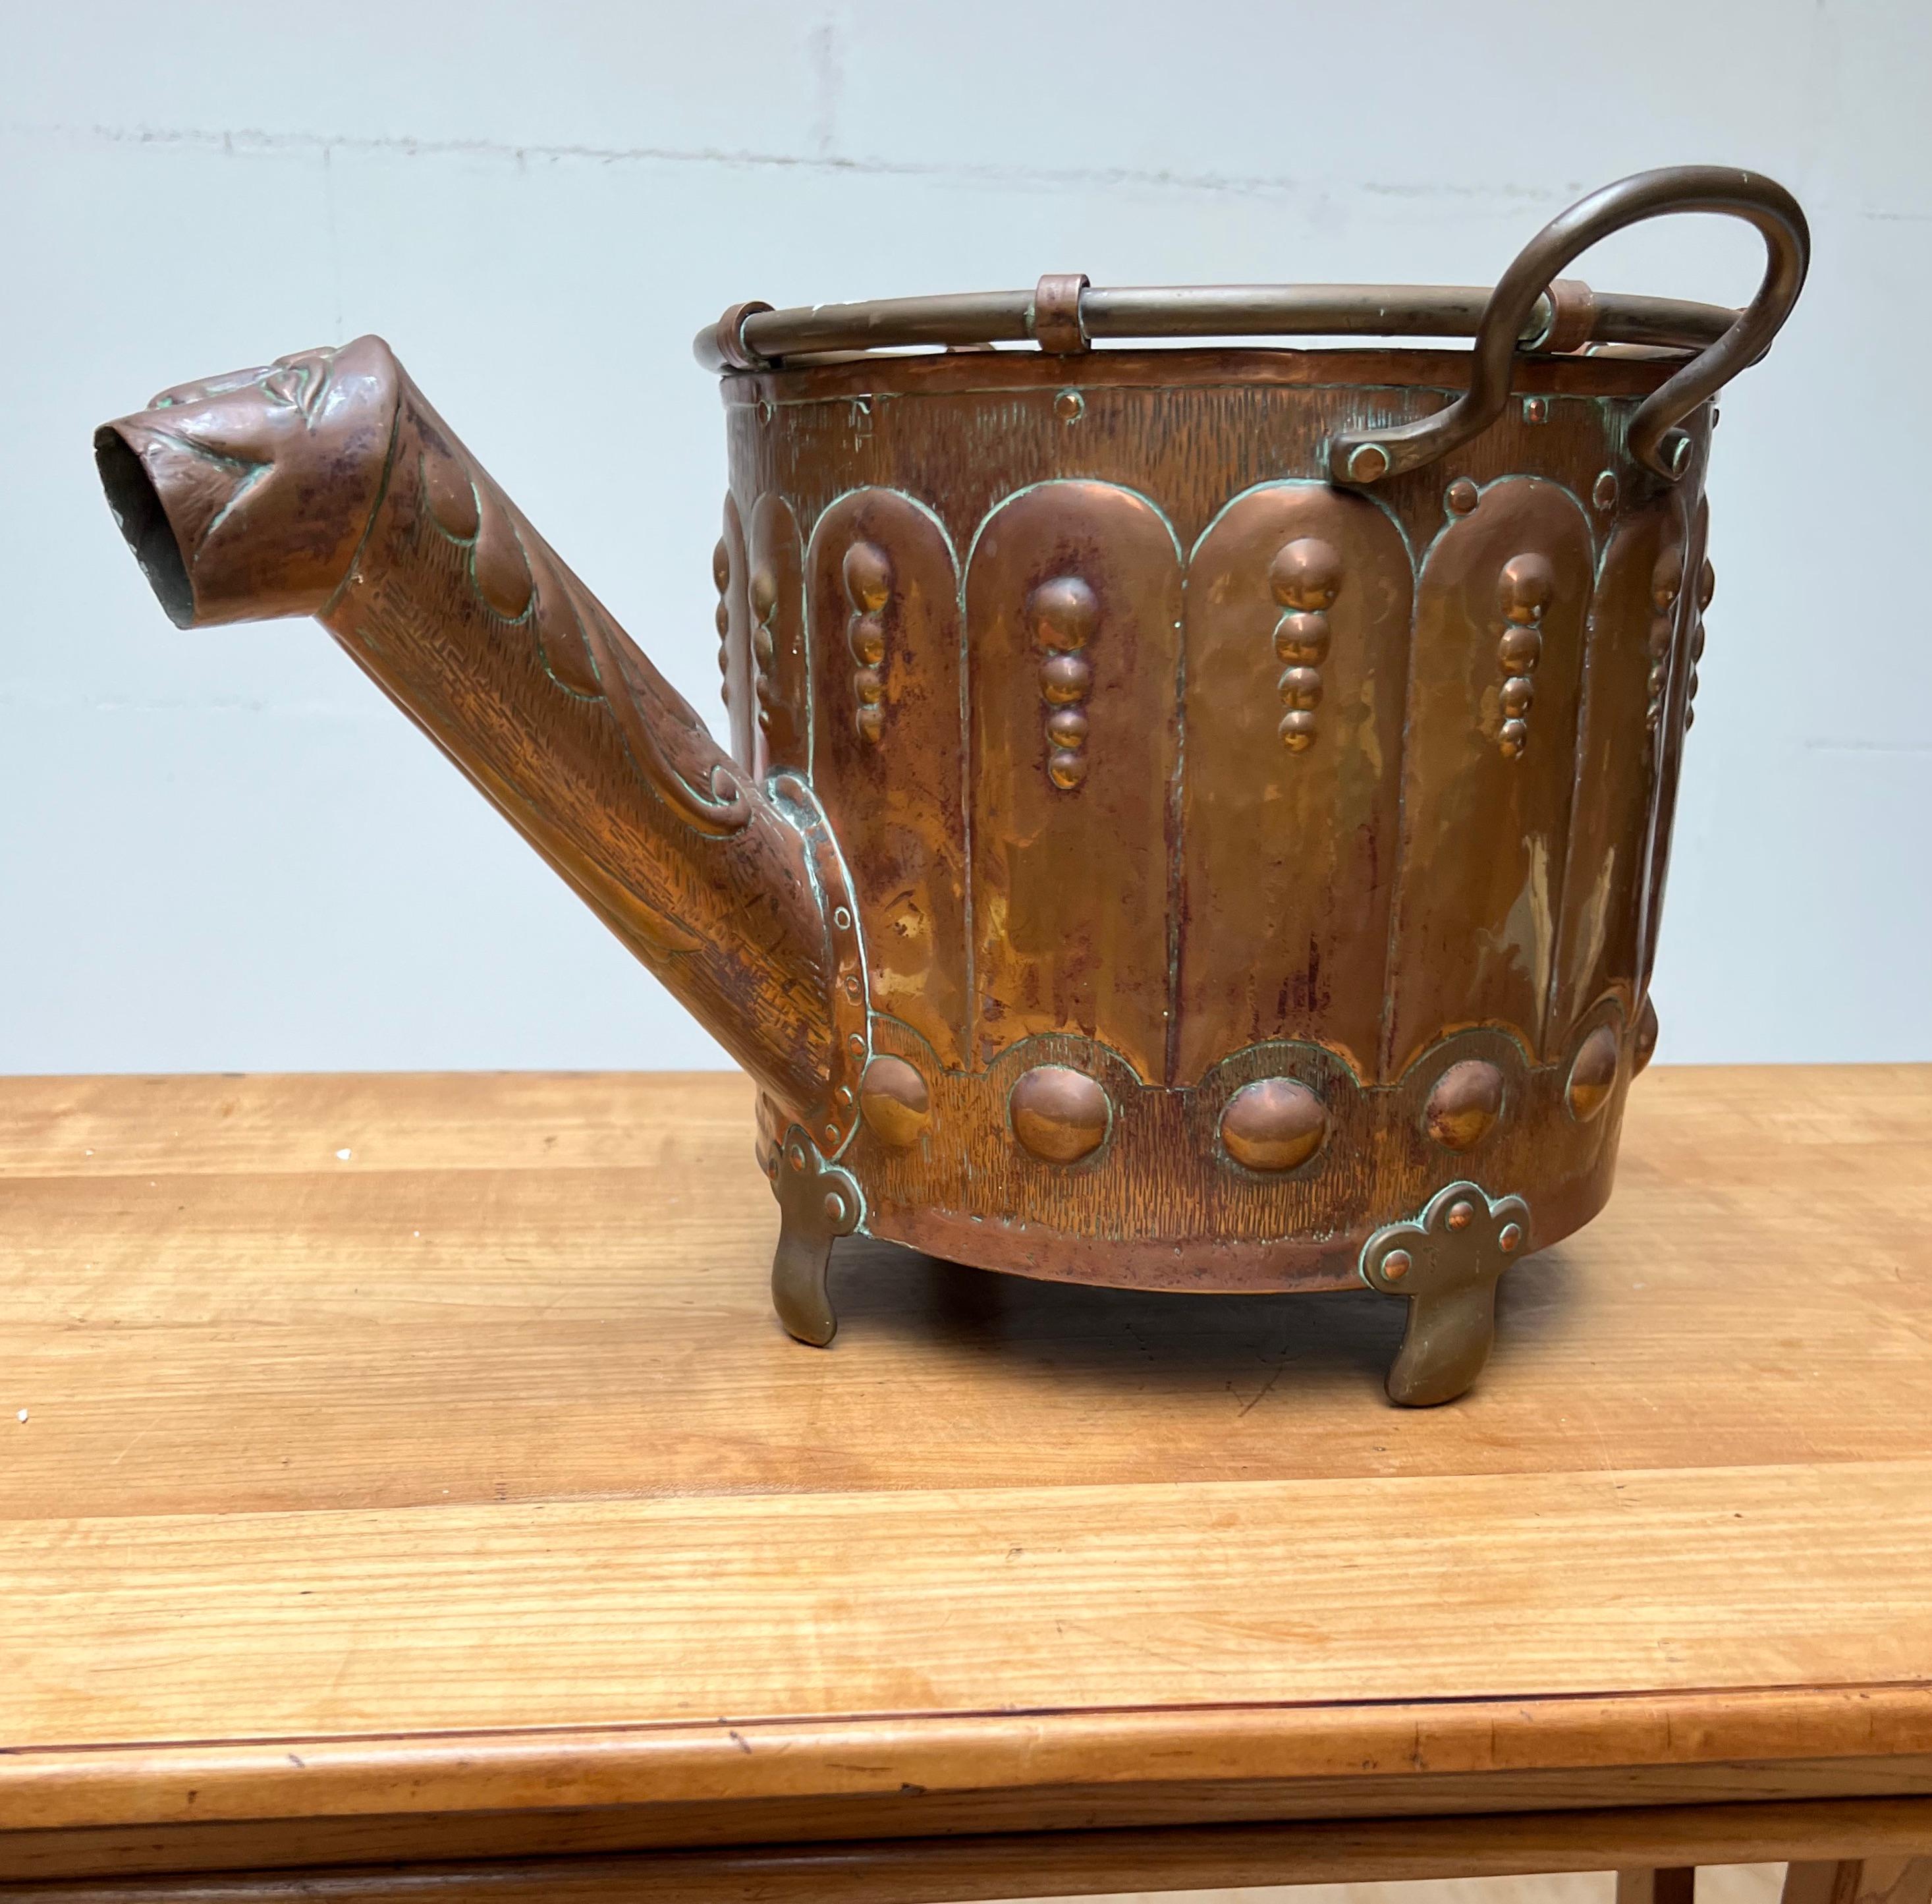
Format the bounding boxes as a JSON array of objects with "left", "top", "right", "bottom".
[{"left": 96, "top": 166, "right": 1808, "bottom": 1405}]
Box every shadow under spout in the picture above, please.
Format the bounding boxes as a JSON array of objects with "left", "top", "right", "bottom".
[{"left": 96, "top": 335, "right": 857, "bottom": 1142}]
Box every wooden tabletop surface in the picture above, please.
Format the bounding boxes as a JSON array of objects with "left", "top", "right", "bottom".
[{"left": 3, "top": 1065, "right": 1931, "bottom": 1893}]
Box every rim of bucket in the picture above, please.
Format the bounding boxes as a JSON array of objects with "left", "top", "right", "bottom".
[{"left": 694, "top": 279, "right": 1734, "bottom": 374}]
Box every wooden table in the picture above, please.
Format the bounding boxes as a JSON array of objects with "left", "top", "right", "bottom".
[{"left": 2, "top": 1067, "right": 1930, "bottom": 1903}]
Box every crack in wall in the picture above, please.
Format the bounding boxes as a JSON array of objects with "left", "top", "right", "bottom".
[{"left": 2, "top": 117, "right": 1578, "bottom": 205}]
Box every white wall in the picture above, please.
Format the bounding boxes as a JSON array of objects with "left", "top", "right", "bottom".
[{"left": 3, "top": 0, "right": 1926, "bottom": 1074}]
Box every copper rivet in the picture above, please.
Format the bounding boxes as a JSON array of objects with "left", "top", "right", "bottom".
[
  {"left": 1499, "top": 1223, "right": 1524, "bottom": 1253},
  {"left": 711, "top": 538, "right": 731, "bottom": 592},
  {"left": 1269, "top": 538, "right": 1343, "bottom": 611},
  {"left": 1499, "top": 552, "right": 1555, "bottom": 624},
  {"left": 842, "top": 541, "right": 892, "bottom": 613},
  {"left": 860, "top": 1055, "right": 931, "bottom": 1148},
  {"left": 843, "top": 974, "right": 861, "bottom": 998},
  {"left": 1634, "top": 995, "right": 1661, "bottom": 1075},
  {"left": 1425, "top": 1059, "right": 1505, "bottom": 1151},
  {"left": 1055, "top": 389, "right": 1086, "bottom": 422},
  {"left": 1651, "top": 549, "right": 1684, "bottom": 609},
  {"left": 834, "top": 1084, "right": 854, "bottom": 1107},
  {"left": 1498, "top": 626, "right": 1543, "bottom": 673},
  {"left": 1273, "top": 611, "right": 1331, "bottom": 663},
  {"left": 1010, "top": 1065, "right": 1111, "bottom": 1164},
  {"left": 1045, "top": 706, "right": 1090, "bottom": 747},
  {"left": 1592, "top": 470, "right": 1618, "bottom": 513},
  {"left": 1030, "top": 575, "right": 1099, "bottom": 651},
  {"left": 787, "top": 1142, "right": 806, "bottom": 1172},
  {"left": 1047, "top": 748, "right": 1090, "bottom": 790},
  {"left": 823, "top": 1190, "right": 844, "bottom": 1221},
  {"left": 1447, "top": 1199, "right": 1476, "bottom": 1231},
  {"left": 1277, "top": 665, "right": 1323, "bottom": 711},
  {"left": 846, "top": 1032, "right": 866, "bottom": 1057},
  {"left": 848, "top": 613, "right": 887, "bottom": 665},
  {"left": 1445, "top": 477, "right": 1479, "bottom": 515},
  {"left": 1499, "top": 717, "right": 1530, "bottom": 758},
  {"left": 1346, "top": 443, "right": 1389, "bottom": 483},
  {"left": 1278, "top": 709, "right": 1317, "bottom": 752},
  {"left": 1566, "top": 1023, "right": 1620, "bottom": 1123},
  {"left": 1522, "top": 395, "right": 1548, "bottom": 424},
  {"left": 1040, "top": 652, "right": 1094, "bottom": 704},
  {"left": 823, "top": 1124, "right": 837, "bottom": 1144},
  {"left": 1219, "top": 1077, "right": 1329, "bottom": 1173},
  {"left": 1383, "top": 1249, "right": 1412, "bottom": 1283},
  {"left": 1499, "top": 676, "right": 1533, "bottom": 717},
  {"left": 833, "top": 907, "right": 851, "bottom": 930}
]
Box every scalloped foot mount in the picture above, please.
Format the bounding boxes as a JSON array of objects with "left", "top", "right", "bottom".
[
  {"left": 1360, "top": 1181, "right": 1531, "bottom": 1407},
  {"left": 770, "top": 1127, "right": 862, "bottom": 1347}
]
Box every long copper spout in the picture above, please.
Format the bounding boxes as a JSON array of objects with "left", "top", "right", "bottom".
[{"left": 97, "top": 337, "right": 862, "bottom": 1144}]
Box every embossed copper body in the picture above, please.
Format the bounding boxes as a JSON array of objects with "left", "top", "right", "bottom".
[{"left": 97, "top": 168, "right": 1808, "bottom": 1405}]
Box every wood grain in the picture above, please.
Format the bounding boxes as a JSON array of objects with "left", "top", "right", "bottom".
[
  {"left": 7, "top": 1754, "right": 1932, "bottom": 1884},
  {"left": 8, "top": 1462, "right": 1932, "bottom": 1747},
  {"left": 5, "top": 1068, "right": 1931, "bottom": 1516},
  {"left": 5, "top": 1799, "right": 1932, "bottom": 1904},
  {"left": 2, "top": 1066, "right": 1930, "bottom": 1881},
  {"left": 1784, "top": 1860, "right": 1932, "bottom": 1904}
]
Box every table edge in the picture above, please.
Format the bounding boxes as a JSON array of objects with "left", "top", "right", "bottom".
[
  {"left": 6, "top": 1795, "right": 1932, "bottom": 1903},
  {"left": 5, "top": 1685, "right": 1932, "bottom": 1834}
]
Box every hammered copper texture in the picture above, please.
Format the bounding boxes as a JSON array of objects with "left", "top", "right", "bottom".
[
  {"left": 102, "top": 339, "right": 1717, "bottom": 1295},
  {"left": 713, "top": 349, "right": 1709, "bottom": 1289},
  {"left": 1551, "top": 499, "right": 1680, "bottom": 1038},
  {"left": 715, "top": 494, "right": 756, "bottom": 771},
  {"left": 97, "top": 166, "right": 1806, "bottom": 1407},
  {"left": 965, "top": 480, "right": 1182, "bottom": 1079},
  {"left": 1178, "top": 483, "right": 1412, "bottom": 1084},
  {"left": 806, "top": 490, "right": 968, "bottom": 1069},
  {"left": 1638, "top": 491, "right": 1714, "bottom": 1000},
  {"left": 1381, "top": 475, "right": 1595, "bottom": 1075},
  {"left": 747, "top": 492, "right": 809, "bottom": 774},
  {"left": 97, "top": 340, "right": 848, "bottom": 1134}
]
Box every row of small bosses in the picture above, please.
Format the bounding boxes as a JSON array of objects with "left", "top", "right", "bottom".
[{"left": 851, "top": 1020, "right": 1633, "bottom": 1171}]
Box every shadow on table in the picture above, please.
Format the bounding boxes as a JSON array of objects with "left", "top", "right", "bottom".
[{"left": 821, "top": 1231, "right": 1583, "bottom": 1407}]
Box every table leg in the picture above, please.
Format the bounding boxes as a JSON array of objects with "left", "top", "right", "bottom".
[
  {"left": 1784, "top": 1860, "right": 1932, "bottom": 1904},
  {"left": 1618, "top": 1868, "right": 1697, "bottom": 1904}
]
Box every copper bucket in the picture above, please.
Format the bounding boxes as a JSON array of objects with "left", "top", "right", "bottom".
[{"left": 97, "top": 167, "right": 1808, "bottom": 1404}]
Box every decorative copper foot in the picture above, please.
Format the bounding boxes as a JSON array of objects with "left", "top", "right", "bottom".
[
  {"left": 1359, "top": 1181, "right": 1530, "bottom": 1406},
  {"left": 770, "top": 1127, "right": 862, "bottom": 1347}
]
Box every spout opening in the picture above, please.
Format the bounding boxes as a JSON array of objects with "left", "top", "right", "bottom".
[{"left": 95, "top": 425, "right": 196, "bottom": 629}]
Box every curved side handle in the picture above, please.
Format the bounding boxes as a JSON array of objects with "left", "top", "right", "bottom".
[{"left": 1329, "top": 166, "right": 1809, "bottom": 486}]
